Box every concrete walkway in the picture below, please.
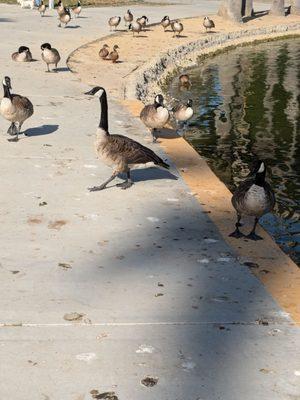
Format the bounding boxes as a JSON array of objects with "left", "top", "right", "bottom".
[{"left": 0, "top": 3, "right": 299, "bottom": 400}]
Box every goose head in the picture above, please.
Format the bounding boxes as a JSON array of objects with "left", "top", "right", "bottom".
[
  {"left": 102, "top": 44, "right": 109, "bottom": 48},
  {"left": 154, "top": 94, "right": 164, "bottom": 107},
  {"left": 3, "top": 76, "right": 12, "bottom": 90},
  {"left": 113, "top": 45, "right": 119, "bottom": 51},
  {"left": 18, "top": 46, "right": 30, "bottom": 54},
  {"left": 163, "top": 15, "right": 169, "bottom": 20},
  {"left": 187, "top": 99, "right": 193, "bottom": 108},
  {"left": 41, "top": 43, "right": 51, "bottom": 51},
  {"left": 84, "top": 86, "right": 105, "bottom": 97}
]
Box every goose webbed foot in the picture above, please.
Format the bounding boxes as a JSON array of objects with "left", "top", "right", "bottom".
[
  {"left": 116, "top": 180, "right": 133, "bottom": 190},
  {"left": 7, "top": 123, "right": 18, "bottom": 136},
  {"left": 88, "top": 184, "right": 107, "bottom": 192},
  {"left": 7, "top": 135, "right": 19, "bottom": 142},
  {"left": 229, "top": 229, "right": 244, "bottom": 239},
  {"left": 246, "top": 232, "right": 263, "bottom": 241}
]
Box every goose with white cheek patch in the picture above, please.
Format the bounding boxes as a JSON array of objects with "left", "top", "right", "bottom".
[
  {"left": 229, "top": 160, "right": 275, "bottom": 240},
  {"left": 173, "top": 99, "right": 194, "bottom": 124},
  {"left": 72, "top": 1, "right": 81, "bottom": 18},
  {"left": 41, "top": 43, "right": 61, "bottom": 72},
  {"left": 108, "top": 16, "right": 121, "bottom": 31},
  {"left": 85, "top": 87, "right": 169, "bottom": 191},
  {"left": 161, "top": 15, "right": 170, "bottom": 31},
  {"left": 124, "top": 9, "right": 133, "bottom": 26},
  {"left": 171, "top": 20, "right": 183, "bottom": 37},
  {"left": 11, "top": 46, "right": 33, "bottom": 62},
  {"left": 0, "top": 76, "right": 34, "bottom": 142},
  {"left": 128, "top": 21, "right": 142, "bottom": 36},
  {"left": 136, "top": 15, "right": 148, "bottom": 30},
  {"left": 58, "top": 7, "right": 71, "bottom": 28},
  {"left": 203, "top": 16, "right": 215, "bottom": 32},
  {"left": 140, "top": 94, "right": 170, "bottom": 143}
]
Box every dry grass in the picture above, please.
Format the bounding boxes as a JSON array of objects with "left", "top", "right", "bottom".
[{"left": 0, "top": 0, "right": 147, "bottom": 5}]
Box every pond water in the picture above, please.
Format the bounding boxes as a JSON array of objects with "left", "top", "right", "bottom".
[{"left": 168, "top": 38, "right": 300, "bottom": 265}]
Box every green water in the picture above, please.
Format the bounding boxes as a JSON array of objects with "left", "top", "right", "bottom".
[{"left": 168, "top": 38, "right": 300, "bottom": 265}]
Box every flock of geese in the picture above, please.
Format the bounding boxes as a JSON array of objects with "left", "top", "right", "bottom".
[{"left": 0, "top": 4, "right": 275, "bottom": 241}]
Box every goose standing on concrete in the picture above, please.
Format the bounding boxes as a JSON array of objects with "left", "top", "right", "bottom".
[
  {"left": 171, "top": 20, "right": 184, "bottom": 37},
  {"left": 161, "top": 15, "right": 170, "bottom": 31},
  {"left": 11, "top": 46, "right": 33, "bottom": 62},
  {"left": 136, "top": 15, "right": 148, "bottom": 30},
  {"left": 128, "top": 21, "right": 142, "bottom": 36},
  {"left": 124, "top": 9, "right": 133, "bottom": 26},
  {"left": 58, "top": 7, "right": 71, "bottom": 27},
  {"left": 99, "top": 44, "right": 109, "bottom": 60},
  {"left": 173, "top": 99, "right": 194, "bottom": 124},
  {"left": 72, "top": 1, "right": 81, "bottom": 18},
  {"left": 41, "top": 43, "right": 61, "bottom": 72},
  {"left": 38, "top": 0, "right": 46, "bottom": 16},
  {"left": 0, "top": 76, "right": 34, "bottom": 142},
  {"left": 85, "top": 86, "right": 169, "bottom": 191},
  {"left": 140, "top": 94, "right": 170, "bottom": 143},
  {"left": 203, "top": 16, "right": 215, "bottom": 32},
  {"left": 229, "top": 160, "right": 275, "bottom": 240},
  {"left": 179, "top": 74, "right": 191, "bottom": 88},
  {"left": 108, "top": 16, "right": 121, "bottom": 31},
  {"left": 107, "top": 45, "right": 119, "bottom": 63},
  {"left": 57, "top": 0, "right": 64, "bottom": 16}
]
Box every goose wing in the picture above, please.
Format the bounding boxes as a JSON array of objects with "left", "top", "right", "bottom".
[
  {"left": 109, "top": 134, "right": 169, "bottom": 168},
  {"left": 11, "top": 94, "right": 34, "bottom": 116}
]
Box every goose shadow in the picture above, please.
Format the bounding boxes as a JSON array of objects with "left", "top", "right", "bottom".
[
  {"left": 24, "top": 124, "right": 59, "bottom": 137},
  {"left": 155, "top": 127, "right": 179, "bottom": 140},
  {"left": 40, "top": 15, "right": 53, "bottom": 17},
  {"left": 134, "top": 35, "right": 148, "bottom": 38},
  {"left": 173, "top": 34, "right": 188, "bottom": 38},
  {"left": 65, "top": 25, "right": 81, "bottom": 29},
  {"left": 0, "top": 18, "right": 14, "bottom": 22},
  {"left": 130, "top": 167, "right": 178, "bottom": 182},
  {"left": 54, "top": 67, "right": 70, "bottom": 72}
]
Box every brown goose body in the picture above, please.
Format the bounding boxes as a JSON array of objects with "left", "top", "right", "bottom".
[
  {"left": 129, "top": 21, "right": 142, "bottom": 36},
  {"left": 41, "top": 43, "right": 61, "bottom": 72},
  {"left": 107, "top": 45, "right": 119, "bottom": 63},
  {"left": 38, "top": 2, "right": 46, "bottom": 16},
  {"left": 57, "top": 1, "right": 64, "bottom": 16},
  {"left": 73, "top": 1, "right": 81, "bottom": 17},
  {"left": 140, "top": 94, "right": 170, "bottom": 142},
  {"left": 179, "top": 74, "right": 191, "bottom": 87},
  {"left": 99, "top": 44, "right": 109, "bottom": 60},
  {"left": 58, "top": 8, "right": 71, "bottom": 27},
  {"left": 203, "top": 16, "right": 215, "bottom": 32},
  {"left": 161, "top": 16, "right": 170, "bottom": 31},
  {"left": 1, "top": 76, "right": 34, "bottom": 141},
  {"left": 171, "top": 20, "right": 183, "bottom": 37},
  {"left": 11, "top": 47, "right": 33, "bottom": 62},
  {"left": 85, "top": 86, "right": 169, "bottom": 191},
  {"left": 173, "top": 100, "right": 193, "bottom": 122},
  {"left": 108, "top": 16, "right": 121, "bottom": 31},
  {"left": 124, "top": 9, "right": 133, "bottom": 25}
]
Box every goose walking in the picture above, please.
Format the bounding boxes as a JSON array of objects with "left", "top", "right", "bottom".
[
  {"left": 203, "top": 16, "right": 215, "bottom": 32},
  {"left": 171, "top": 20, "right": 183, "bottom": 37},
  {"left": 41, "top": 43, "right": 61, "bottom": 72},
  {"left": 0, "top": 76, "right": 34, "bottom": 142},
  {"left": 140, "top": 94, "right": 170, "bottom": 142},
  {"left": 229, "top": 160, "right": 275, "bottom": 240},
  {"left": 161, "top": 15, "right": 170, "bottom": 31},
  {"left": 99, "top": 44, "right": 109, "bottom": 60},
  {"left": 128, "top": 21, "right": 142, "bottom": 36},
  {"left": 85, "top": 87, "right": 169, "bottom": 191},
  {"left": 72, "top": 1, "right": 81, "bottom": 18},
  {"left": 136, "top": 15, "right": 148, "bottom": 30},
  {"left": 108, "top": 16, "right": 121, "bottom": 31},
  {"left": 58, "top": 7, "right": 71, "bottom": 27},
  {"left": 11, "top": 46, "right": 33, "bottom": 62},
  {"left": 38, "top": 0, "right": 46, "bottom": 16},
  {"left": 124, "top": 9, "right": 133, "bottom": 26}
]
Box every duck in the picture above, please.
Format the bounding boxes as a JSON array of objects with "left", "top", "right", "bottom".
[
  {"left": 171, "top": 20, "right": 183, "bottom": 37},
  {"left": 72, "top": 0, "right": 81, "bottom": 18},
  {"left": 107, "top": 45, "right": 119, "bottom": 63},
  {"left": 136, "top": 15, "right": 148, "bottom": 30},
  {"left": 85, "top": 86, "right": 169, "bottom": 191},
  {"left": 11, "top": 46, "right": 33, "bottom": 62},
  {"left": 58, "top": 7, "right": 71, "bottom": 27},
  {"left": 179, "top": 74, "right": 191, "bottom": 87},
  {"left": 38, "top": 0, "right": 46, "bottom": 16},
  {"left": 128, "top": 21, "right": 142, "bottom": 36},
  {"left": 161, "top": 15, "right": 170, "bottom": 31},
  {"left": 108, "top": 16, "right": 121, "bottom": 31},
  {"left": 0, "top": 76, "right": 34, "bottom": 142},
  {"left": 41, "top": 43, "right": 61, "bottom": 72},
  {"left": 99, "top": 44, "right": 109, "bottom": 60},
  {"left": 229, "top": 160, "right": 275, "bottom": 240},
  {"left": 124, "top": 9, "right": 133, "bottom": 26},
  {"left": 57, "top": 0, "right": 64, "bottom": 16},
  {"left": 203, "top": 16, "right": 215, "bottom": 32},
  {"left": 140, "top": 94, "right": 170, "bottom": 142},
  {"left": 173, "top": 99, "right": 194, "bottom": 123}
]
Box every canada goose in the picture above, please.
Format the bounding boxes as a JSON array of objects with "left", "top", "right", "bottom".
[
  {"left": 11, "top": 46, "right": 33, "bottom": 62},
  {"left": 171, "top": 20, "right": 183, "bottom": 37},
  {"left": 136, "top": 15, "right": 148, "bottom": 30},
  {"left": 179, "top": 74, "right": 191, "bottom": 87},
  {"left": 229, "top": 160, "right": 275, "bottom": 240},
  {"left": 57, "top": 0, "right": 64, "bottom": 16},
  {"left": 99, "top": 44, "right": 109, "bottom": 60},
  {"left": 203, "top": 16, "right": 215, "bottom": 32},
  {"left": 107, "top": 45, "right": 119, "bottom": 63},
  {"left": 173, "top": 99, "right": 193, "bottom": 123},
  {"left": 140, "top": 94, "right": 170, "bottom": 143},
  {"left": 38, "top": 0, "right": 46, "bottom": 16},
  {"left": 124, "top": 9, "right": 133, "bottom": 26},
  {"left": 161, "top": 15, "right": 170, "bottom": 31},
  {"left": 85, "top": 86, "right": 169, "bottom": 191},
  {"left": 41, "top": 43, "right": 61, "bottom": 72},
  {"left": 108, "top": 16, "right": 121, "bottom": 31},
  {"left": 72, "top": 0, "right": 81, "bottom": 18},
  {"left": 0, "top": 76, "right": 34, "bottom": 142},
  {"left": 58, "top": 7, "right": 71, "bottom": 27},
  {"left": 128, "top": 21, "right": 142, "bottom": 36}
]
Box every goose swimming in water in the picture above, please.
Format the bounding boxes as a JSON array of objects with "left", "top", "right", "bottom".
[
  {"left": 229, "top": 160, "right": 275, "bottom": 240},
  {"left": 179, "top": 74, "right": 191, "bottom": 88},
  {"left": 11, "top": 46, "right": 33, "bottom": 62},
  {"left": 0, "top": 76, "right": 34, "bottom": 142},
  {"left": 173, "top": 99, "right": 194, "bottom": 124},
  {"left": 85, "top": 86, "right": 169, "bottom": 191},
  {"left": 140, "top": 94, "right": 170, "bottom": 143}
]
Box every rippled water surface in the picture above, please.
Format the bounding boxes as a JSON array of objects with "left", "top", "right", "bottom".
[{"left": 168, "top": 38, "right": 300, "bottom": 264}]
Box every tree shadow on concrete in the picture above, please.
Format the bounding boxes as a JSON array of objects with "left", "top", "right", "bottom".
[{"left": 243, "top": 10, "right": 269, "bottom": 23}]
